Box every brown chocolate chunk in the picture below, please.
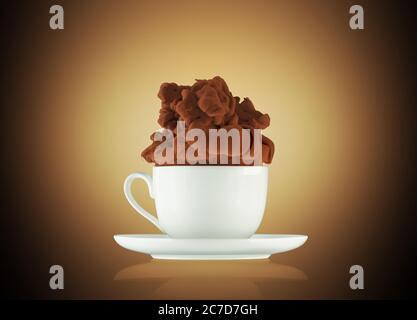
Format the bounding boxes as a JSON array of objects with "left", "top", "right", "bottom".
[{"left": 142, "top": 76, "right": 275, "bottom": 165}]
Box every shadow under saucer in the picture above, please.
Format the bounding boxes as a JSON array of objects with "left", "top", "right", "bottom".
[{"left": 113, "top": 259, "right": 308, "bottom": 299}]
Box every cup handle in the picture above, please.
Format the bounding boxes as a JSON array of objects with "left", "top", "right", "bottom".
[{"left": 123, "top": 172, "right": 164, "bottom": 233}]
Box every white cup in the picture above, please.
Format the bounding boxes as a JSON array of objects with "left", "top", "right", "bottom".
[{"left": 124, "top": 166, "right": 268, "bottom": 238}]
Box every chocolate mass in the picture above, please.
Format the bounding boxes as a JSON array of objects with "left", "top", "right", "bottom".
[{"left": 141, "top": 76, "right": 275, "bottom": 165}]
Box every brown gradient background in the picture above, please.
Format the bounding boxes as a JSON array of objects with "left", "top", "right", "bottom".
[{"left": 1, "top": 0, "right": 416, "bottom": 299}]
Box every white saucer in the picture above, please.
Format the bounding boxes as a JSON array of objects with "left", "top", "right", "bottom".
[{"left": 113, "top": 234, "right": 308, "bottom": 260}]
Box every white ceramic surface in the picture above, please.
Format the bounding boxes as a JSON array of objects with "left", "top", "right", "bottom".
[
  {"left": 124, "top": 166, "right": 268, "bottom": 238},
  {"left": 113, "top": 234, "right": 308, "bottom": 260}
]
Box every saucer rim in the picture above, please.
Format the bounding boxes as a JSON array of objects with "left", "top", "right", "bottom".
[
  {"left": 114, "top": 234, "right": 308, "bottom": 241},
  {"left": 151, "top": 254, "right": 271, "bottom": 260},
  {"left": 113, "top": 233, "right": 308, "bottom": 260}
]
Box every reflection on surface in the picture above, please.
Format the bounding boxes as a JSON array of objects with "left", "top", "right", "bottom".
[{"left": 113, "top": 258, "right": 307, "bottom": 299}]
